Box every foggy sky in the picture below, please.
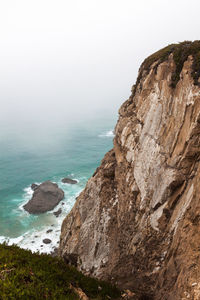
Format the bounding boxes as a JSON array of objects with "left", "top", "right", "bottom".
[{"left": 1, "top": 0, "right": 200, "bottom": 138}]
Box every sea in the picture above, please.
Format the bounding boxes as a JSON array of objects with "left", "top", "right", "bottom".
[{"left": 0, "top": 114, "right": 116, "bottom": 254}]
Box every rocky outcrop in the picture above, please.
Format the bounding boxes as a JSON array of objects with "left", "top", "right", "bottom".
[
  {"left": 59, "top": 42, "right": 200, "bottom": 299},
  {"left": 54, "top": 208, "right": 62, "bottom": 217},
  {"left": 24, "top": 181, "right": 64, "bottom": 214},
  {"left": 31, "top": 183, "right": 38, "bottom": 191},
  {"left": 62, "top": 178, "right": 78, "bottom": 184}
]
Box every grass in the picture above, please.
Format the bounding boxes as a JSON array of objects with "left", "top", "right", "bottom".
[
  {"left": 132, "top": 40, "right": 200, "bottom": 96},
  {"left": 0, "top": 244, "right": 121, "bottom": 300}
]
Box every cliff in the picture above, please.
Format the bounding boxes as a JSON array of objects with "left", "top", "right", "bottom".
[{"left": 59, "top": 41, "right": 200, "bottom": 300}]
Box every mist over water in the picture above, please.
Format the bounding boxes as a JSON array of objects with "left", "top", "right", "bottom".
[
  {"left": 1, "top": 0, "right": 200, "bottom": 252},
  {"left": 1, "top": 0, "right": 199, "bottom": 141},
  {"left": 0, "top": 111, "right": 116, "bottom": 253}
]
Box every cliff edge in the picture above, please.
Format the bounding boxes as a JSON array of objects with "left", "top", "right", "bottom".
[{"left": 59, "top": 41, "right": 200, "bottom": 299}]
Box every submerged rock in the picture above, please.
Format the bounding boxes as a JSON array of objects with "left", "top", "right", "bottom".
[
  {"left": 61, "top": 178, "right": 77, "bottom": 184},
  {"left": 46, "top": 229, "right": 53, "bottom": 234},
  {"left": 23, "top": 181, "right": 64, "bottom": 214},
  {"left": 53, "top": 208, "right": 62, "bottom": 217}
]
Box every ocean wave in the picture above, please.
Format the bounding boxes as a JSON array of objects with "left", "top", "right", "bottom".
[
  {"left": 0, "top": 180, "right": 83, "bottom": 254},
  {"left": 0, "top": 203, "right": 69, "bottom": 254},
  {"left": 98, "top": 130, "right": 115, "bottom": 138},
  {"left": 0, "top": 226, "right": 60, "bottom": 254}
]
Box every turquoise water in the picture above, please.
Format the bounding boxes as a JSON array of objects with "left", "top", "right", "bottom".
[{"left": 0, "top": 114, "right": 116, "bottom": 253}]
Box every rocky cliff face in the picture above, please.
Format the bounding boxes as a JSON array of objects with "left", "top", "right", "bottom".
[{"left": 59, "top": 42, "right": 200, "bottom": 299}]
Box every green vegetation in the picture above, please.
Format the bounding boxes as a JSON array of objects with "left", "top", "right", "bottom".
[
  {"left": 172, "top": 41, "right": 200, "bottom": 87},
  {"left": 132, "top": 40, "right": 200, "bottom": 96},
  {"left": 0, "top": 244, "right": 120, "bottom": 299}
]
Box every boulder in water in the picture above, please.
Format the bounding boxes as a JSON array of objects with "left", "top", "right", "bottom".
[
  {"left": 53, "top": 208, "right": 62, "bottom": 217},
  {"left": 23, "top": 181, "right": 64, "bottom": 214},
  {"left": 31, "top": 183, "right": 38, "bottom": 191},
  {"left": 43, "top": 238, "right": 52, "bottom": 244},
  {"left": 61, "top": 178, "right": 77, "bottom": 184}
]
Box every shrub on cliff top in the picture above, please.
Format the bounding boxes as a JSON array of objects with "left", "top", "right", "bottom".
[
  {"left": 132, "top": 40, "right": 200, "bottom": 95},
  {"left": 0, "top": 243, "right": 120, "bottom": 299}
]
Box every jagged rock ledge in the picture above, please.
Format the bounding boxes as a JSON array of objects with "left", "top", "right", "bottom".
[{"left": 59, "top": 41, "right": 200, "bottom": 299}]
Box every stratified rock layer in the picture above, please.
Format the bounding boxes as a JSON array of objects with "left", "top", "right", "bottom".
[{"left": 60, "top": 43, "right": 200, "bottom": 299}]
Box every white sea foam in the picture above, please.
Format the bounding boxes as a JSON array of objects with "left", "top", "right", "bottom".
[
  {"left": 0, "top": 180, "right": 83, "bottom": 254},
  {"left": 0, "top": 203, "right": 72, "bottom": 254},
  {"left": 19, "top": 183, "right": 40, "bottom": 210},
  {"left": 0, "top": 227, "right": 60, "bottom": 254},
  {"left": 98, "top": 130, "right": 115, "bottom": 138}
]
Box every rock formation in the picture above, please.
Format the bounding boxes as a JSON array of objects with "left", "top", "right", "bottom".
[
  {"left": 62, "top": 178, "right": 78, "bottom": 184},
  {"left": 24, "top": 181, "right": 64, "bottom": 214},
  {"left": 54, "top": 208, "right": 62, "bottom": 217},
  {"left": 31, "top": 183, "right": 38, "bottom": 191},
  {"left": 59, "top": 41, "right": 200, "bottom": 299},
  {"left": 43, "top": 238, "right": 52, "bottom": 244}
]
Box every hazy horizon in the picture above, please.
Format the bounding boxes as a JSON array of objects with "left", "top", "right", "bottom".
[
  {"left": 1, "top": 0, "right": 200, "bottom": 142},
  {"left": 1, "top": 0, "right": 200, "bottom": 255}
]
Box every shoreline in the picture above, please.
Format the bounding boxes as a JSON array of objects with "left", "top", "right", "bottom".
[{"left": 0, "top": 179, "right": 82, "bottom": 254}]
